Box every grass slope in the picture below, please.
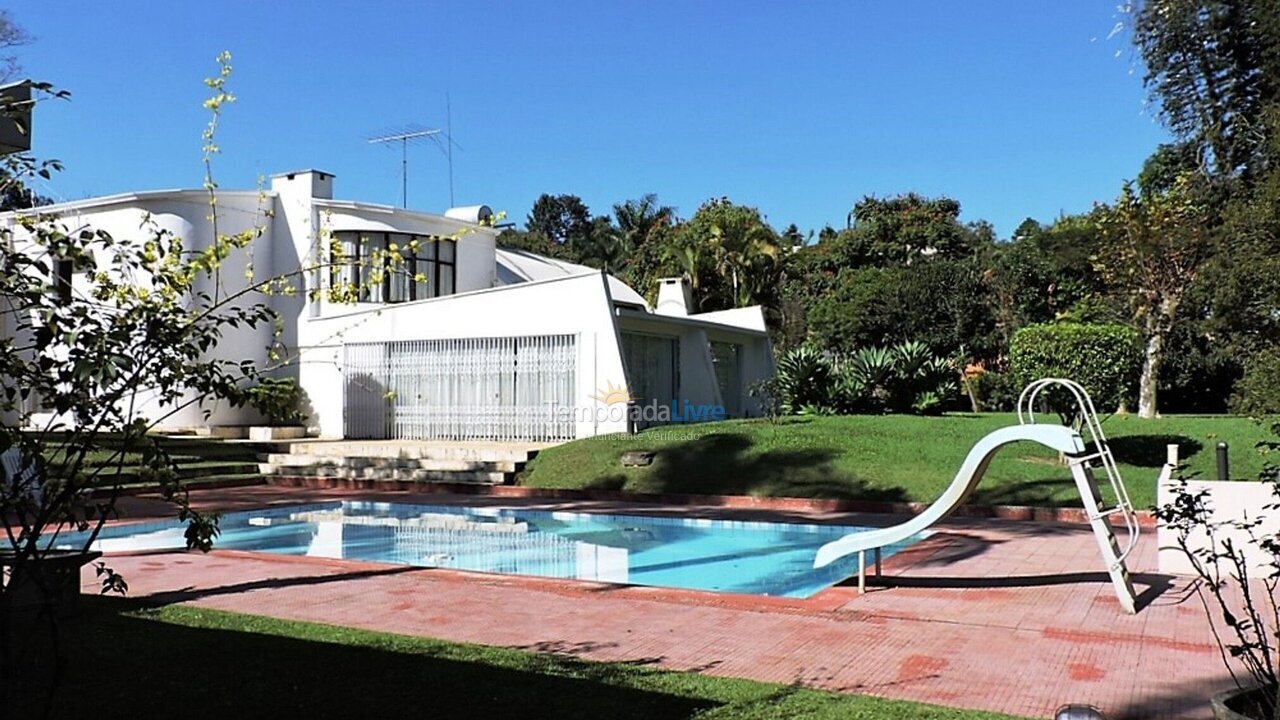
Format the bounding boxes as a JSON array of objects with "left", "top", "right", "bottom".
[
  {"left": 27, "top": 597, "right": 1023, "bottom": 720},
  {"left": 519, "top": 413, "right": 1271, "bottom": 510}
]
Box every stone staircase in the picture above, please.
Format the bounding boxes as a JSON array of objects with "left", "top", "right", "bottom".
[{"left": 256, "top": 440, "right": 547, "bottom": 486}]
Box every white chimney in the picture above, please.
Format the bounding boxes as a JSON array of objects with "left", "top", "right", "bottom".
[
  {"left": 655, "top": 277, "right": 693, "bottom": 316},
  {"left": 270, "top": 169, "right": 334, "bottom": 200}
]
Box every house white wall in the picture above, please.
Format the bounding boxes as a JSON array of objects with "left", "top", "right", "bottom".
[
  {"left": 2, "top": 191, "right": 277, "bottom": 429},
  {"left": 297, "top": 272, "right": 629, "bottom": 439},
  {"left": 269, "top": 170, "right": 500, "bottom": 329}
]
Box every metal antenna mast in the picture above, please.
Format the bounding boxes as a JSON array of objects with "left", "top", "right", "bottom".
[
  {"left": 446, "top": 93, "right": 454, "bottom": 207},
  {"left": 368, "top": 125, "right": 441, "bottom": 208}
]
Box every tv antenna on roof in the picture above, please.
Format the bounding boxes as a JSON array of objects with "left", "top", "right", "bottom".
[{"left": 367, "top": 124, "right": 442, "bottom": 208}]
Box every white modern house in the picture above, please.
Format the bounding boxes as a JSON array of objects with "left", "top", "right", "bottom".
[{"left": 2, "top": 170, "right": 774, "bottom": 443}]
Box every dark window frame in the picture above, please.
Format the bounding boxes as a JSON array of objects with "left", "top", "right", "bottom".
[
  {"left": 53, "top": 258, "right": 73, "bottom": 306},
  {"left": 435, "top": 239, "right": 456, "bottom": 299},
  {"left": 331, "top": 231, "right": 458, "bottom": 304}
]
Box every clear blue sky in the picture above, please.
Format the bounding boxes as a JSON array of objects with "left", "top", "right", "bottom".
[{"left": 18, "top": 1, "right": 1167, "bottom": 238}]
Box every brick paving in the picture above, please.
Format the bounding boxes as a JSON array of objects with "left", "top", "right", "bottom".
[{"left": 87, "top": 486, "right": 1240, "bottom": 719}]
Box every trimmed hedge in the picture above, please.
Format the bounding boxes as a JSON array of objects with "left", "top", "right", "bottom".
[{"left": 1010, "top": 322, "right": 1141, "bottom": 413}]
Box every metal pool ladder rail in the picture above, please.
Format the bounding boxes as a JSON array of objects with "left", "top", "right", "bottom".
[{"left": 1018, "top": 378, "right": 1140, "bottom": 613}]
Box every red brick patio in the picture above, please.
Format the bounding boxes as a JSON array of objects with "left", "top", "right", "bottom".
[{"left": 85, "top": 486, "right": 1239, "bottom": 719}]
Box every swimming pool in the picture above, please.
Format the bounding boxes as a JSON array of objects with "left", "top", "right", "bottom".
[{"left": 56, "top": 501, "right": 923, "bottom": 598}]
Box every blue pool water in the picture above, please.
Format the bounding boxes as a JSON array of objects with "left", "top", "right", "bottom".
[{"left": 56, "top": 501, "right": 922, "bottom": 598}]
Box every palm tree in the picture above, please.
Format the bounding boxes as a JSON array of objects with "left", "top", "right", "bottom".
[
  {"left": 613, "top": 194, "right": 674, "bottom": 251},
  {"left": 707, "top": 217, "right": 781, "bottom": 307}
]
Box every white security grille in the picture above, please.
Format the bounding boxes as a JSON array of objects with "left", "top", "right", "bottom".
[{"left": 343, "top": 335, "right": 577, "bottom": 442}]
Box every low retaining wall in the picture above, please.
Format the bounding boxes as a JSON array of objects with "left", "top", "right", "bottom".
[
  {"left": 1157, "top": 443, "right": 1279, "bottom": 576},
  {"left": 266, "top": 474, "right": 1157, "bottom": 528}
]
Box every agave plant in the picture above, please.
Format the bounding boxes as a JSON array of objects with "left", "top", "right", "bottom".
[
  {"left": 851, "top": 346, "right": 896, "bottom": 385},
  {"left": 775, "top": 345, "right": 834, "bottom": 414},
  {"left": 892, "top": 340, "right": 934, "bottom": 379},
  {"left": 774, "top": 341, "right": 957, "bottom": 416},
  {"left": 798, "top": 402, "right": 838, "bottom": 417},
  {"left": 849, "top": 346, "right": 897, "bottom": 410},
  {"left": 911, "top": 390, "right": 944, "bottom": 415},
  {"left": 830, "top": 362, "right": 869, "bottom": 414}
]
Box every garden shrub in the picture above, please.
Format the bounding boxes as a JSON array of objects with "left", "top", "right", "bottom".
[
  {"left": 1010, "top": 322, "right": 1141, "bottom": 416},
  {"left": 244, "top": 377, "right": 305, "bottom": 425},
  {"left": 971, "top": 368, "right": 1018, "bottom": 411}
]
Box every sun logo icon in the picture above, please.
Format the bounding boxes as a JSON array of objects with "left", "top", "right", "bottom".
[{"left": 590, "top": 380, "right": 636, "bottom": 406}]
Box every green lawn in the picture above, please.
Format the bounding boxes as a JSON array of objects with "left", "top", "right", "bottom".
[
  {"left": 26, "top": 597, "right": 1024, "bottom": 720},
  {"left": 519, "top": 413, "right": 1272, "bottom": 510}
]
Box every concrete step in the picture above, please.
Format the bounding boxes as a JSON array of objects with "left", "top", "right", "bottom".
[
  {"left": 262, "top": 454, "right": 517, "bottom": 473},
  {"left": 282, "top": 441, "right": 542, "bottom": 464},
  {"left": 264, "top": 464, "right": 507, "bottom": 484}
]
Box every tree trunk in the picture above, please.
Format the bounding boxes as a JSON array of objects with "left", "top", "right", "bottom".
[
  {"left": 1138, "top": 314, "right": 1166, "bottom": 419},
  {"left": 961, "top": 370, "right": 981, "bottom": 413}
]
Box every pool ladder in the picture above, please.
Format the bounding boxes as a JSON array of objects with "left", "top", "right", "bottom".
[{"left": 1018, "top": 378, "right": 1139, "bottom": 613}]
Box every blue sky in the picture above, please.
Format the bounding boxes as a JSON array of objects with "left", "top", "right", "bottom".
[{"left": 18, "top": 2, "right": 1167, "bottom": 238}]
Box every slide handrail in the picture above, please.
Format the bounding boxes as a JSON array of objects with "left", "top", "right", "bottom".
[{"left": 1016, "top": 378, "right": 1140, "bottom": 568}]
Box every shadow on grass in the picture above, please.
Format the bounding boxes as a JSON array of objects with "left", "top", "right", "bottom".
[
  {"left": 966, "top": 477, "right": 1082, "bottom": 508},
  {"left": 1107, "top": 434, "right": 1203, "bottom": 467},
  {"left": 585, "top": 432, "right": 910, "bottom": 503},
  {"left": 25, "top": 596, "right": 720, "bottom": 720}
]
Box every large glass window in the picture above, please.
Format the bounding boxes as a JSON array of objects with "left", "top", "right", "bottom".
[
  {"left": 437, "top": 240, "right": 456, "bottom": 297},
  {"left": 387, "top": 233, "right": 413, "bottom": 303},
  {"left": 330, "top": 232, "right": 458, "bottom": 303},
  {"left": 331, "top": 231, "right": 361, "bottom": 296},
  {"left": 413, "top": 237, "right": 437, "bottom": 301},
  {"left": 621, "top": 332, "right": 679, "bottom": 429}
]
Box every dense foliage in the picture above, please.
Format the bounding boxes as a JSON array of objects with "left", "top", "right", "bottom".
[
  {"left": 244, "top": 377, "right": 305, "bottom": 426},
  {"left": 1230, "top": 347, "right": 1280, "bottom": 418}
]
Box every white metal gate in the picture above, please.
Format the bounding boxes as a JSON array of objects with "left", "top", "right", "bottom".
[{"left": 343, "top": 335, "right": 577, "bottom": 442}]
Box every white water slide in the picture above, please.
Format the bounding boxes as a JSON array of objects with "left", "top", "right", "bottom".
[{"left": 813, "top": 378, "right": 1141, "bottom": 614}]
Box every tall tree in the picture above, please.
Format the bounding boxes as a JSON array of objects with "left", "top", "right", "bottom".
[
  {"left": 573, "top": 215, "right": 629, "bottom": 273},
  {"left": 1132, "top": 0, "right": 1280, "bottom": 179},
  {"left": 525, "top": 194, "right": 592, "bottom": 247},
  {"left": 1095, "top": 174, "right": 1215, "bottom": 417},
  {"left": 847, "top": 193, "right": 987, "bottom": 265},
  {"left": 661, "top": 199, "right": 782, "bottom": 311}
]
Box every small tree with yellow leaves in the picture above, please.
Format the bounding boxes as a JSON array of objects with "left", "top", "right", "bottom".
[{"left": 0, "top": 52, "right": 492, "bottom": 716}]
